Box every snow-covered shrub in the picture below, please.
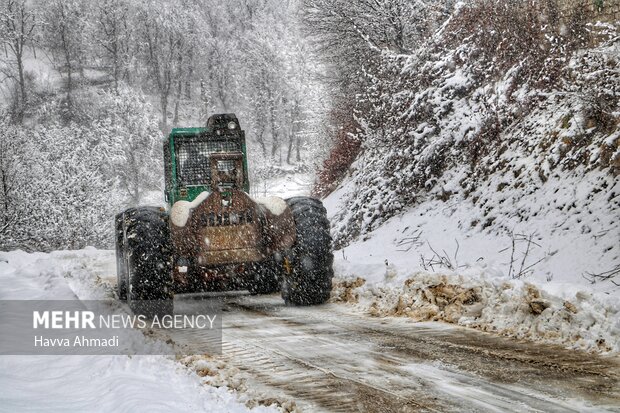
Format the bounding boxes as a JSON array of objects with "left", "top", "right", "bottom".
[
  {"left": 0, "top": 87, "right": 163, "bottom": 251},
  {"left": 313, "top": 108, "right": 361, "bottom": 198}
]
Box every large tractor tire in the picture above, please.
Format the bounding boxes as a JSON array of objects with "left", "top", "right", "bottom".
[
  {"left": 117, "top": 207, "right": 173, "bottom": 317},
  {"left": 115, "top": 212, "right": 128, "bottom": 300},
  {"left": 248, "top": 259, "right": 280, "bottom": 295},
  {"left": 281, "top": 197, "right": 333, "bottom": 305}
]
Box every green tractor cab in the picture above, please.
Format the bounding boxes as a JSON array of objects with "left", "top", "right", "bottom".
[
  {"left": 115, "top": 114, "right": 333, "bottom": 316},
  {"left": 164, "top": 114, "right": 250, "bottom": 205}
]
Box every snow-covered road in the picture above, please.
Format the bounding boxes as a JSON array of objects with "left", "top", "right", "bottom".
[
  {"left": 166, "top": 293, "right": 620, "bottom": 413},
  {"left": 1, "top": 249, "right": 619, "bottom": 412}
]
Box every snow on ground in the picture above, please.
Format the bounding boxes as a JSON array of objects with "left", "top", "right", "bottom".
[
  {"left": 1, "top": 354, "right": 265, "bottom": 413},
  {"left": 0, "top": 249, "right": 279, "bottom": 413},
  {"left": 250, "top": 171, "right": 314, "bottom": 199},
  {"left": 324, "top": 172, "right": 620, "bottom": 353},
  {"left": 1, "top": 162, "right": 616, "bottom": 411}
]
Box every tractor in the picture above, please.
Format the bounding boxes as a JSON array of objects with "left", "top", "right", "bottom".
[{"left": 114, "top": 114, "right": 333, "bottom": 316}]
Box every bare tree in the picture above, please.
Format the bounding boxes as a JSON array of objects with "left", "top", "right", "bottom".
[
  {"left": 93, "top": 0, "right": 132, "bottom": 92},
  {"left": 42, "top": 0, "right": 86, "bottom": 115},
  {"left": 0, "top": 0, "right": 36, "bottom": 123},
  {"left": 138, "top": 4, "right": 193, "bottom": 132}
]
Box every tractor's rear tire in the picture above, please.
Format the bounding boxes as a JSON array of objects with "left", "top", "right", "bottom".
[
  {"left": 281, "top": 197, "right": 333, "bottom": 305},
  {"left": 248, "top": 259, "right": 280, "bottom": 295},
  {"left": 115, "top": 212, "right": 128, "bottom": 300},
  {"left": 122, "top": 208, "right": 173, "bottom": 318}
]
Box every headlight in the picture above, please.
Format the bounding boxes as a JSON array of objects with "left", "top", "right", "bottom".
[{"left": 227, "top": 121, "right": 237, "bottom": 130}]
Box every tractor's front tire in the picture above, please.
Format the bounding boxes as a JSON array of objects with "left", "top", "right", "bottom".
[
  {"left": 121, "top": 208, "right": 173, "bottom": 318},
  {"left": 281, "top": 197, "right": 333, "bottom": 305}
]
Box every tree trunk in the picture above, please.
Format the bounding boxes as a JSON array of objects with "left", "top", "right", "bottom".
[
  {"left": 256, "top": 120, "right": 267, "bottom": 156},
  {"left": 286, "top": 128, "right": 293, "bottom": 165},
  {"left": 199, "top": 79, "right": 209, "bottom": 123},
  {"left": 160, "top": 94, "right": 168, "bottom": 131},
  {"left": 16, "top": 50, "right": 25, "bottom": 123},
  {"left": 268, "top": 90, "right": 279, "bottom": 160},
  {"left": 112, "top": 40, "right": 119, "bottom": 93}
]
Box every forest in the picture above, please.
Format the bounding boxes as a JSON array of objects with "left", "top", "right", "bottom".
[
  {"left": 0, "top": 0, "right": 617, "bottom": 256},
  {"left": 0, "top": 0, "right": 333, "bottom": 249}
]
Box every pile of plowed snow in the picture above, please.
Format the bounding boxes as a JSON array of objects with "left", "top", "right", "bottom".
[{"left": 331, "top": 272, "right": 620, "bottom": 353}]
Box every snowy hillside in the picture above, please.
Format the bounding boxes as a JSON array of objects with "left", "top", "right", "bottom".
[
  {"left": 325, "top": 182, "right": 620, "bottom": 352},
  {"left": 324, "top": 9, "right": 618, "bottom": 278},
  {"left": 318, "top": 2, "right": 620, "bottom": 354}
]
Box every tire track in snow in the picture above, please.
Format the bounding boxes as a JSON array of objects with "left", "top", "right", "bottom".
[{"left": 165, "top": 294, "right": 620, "bottom": 412}]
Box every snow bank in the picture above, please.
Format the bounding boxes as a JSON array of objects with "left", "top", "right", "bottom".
[
  {"left": 1, "top": 354, "right": 272, "bottom": 413},
  {"left": 0, "top": 249, "right": 278, "bottom": 413},
  {"left": 332, "top": 271, "right": 620, "bottom": 353},
  {"left": 325, "top": 167, "right": 619, "bottom": 353},
  {"left": 181, "top": 355, "right": 299, "bottom": 412},
  {"left": 324, "top": 18, "right": 620, "bottom": 321},
  {"left": 326, "top": 171, "right": 620, "bottom": 293}
]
